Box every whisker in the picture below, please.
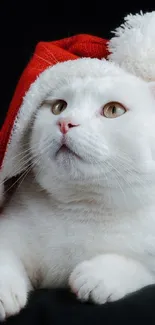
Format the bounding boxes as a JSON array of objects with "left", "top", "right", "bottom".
[
  {"left": 34, "top": 53, "right": 53, "bottom": 66},
  {"left": 105, "top": 160, "right": 128, "bottom": 206},
  {"left": 15, "top": 155, "right": 42, "bottom": 193},
  {"left": 107, "top": 155, "right": 155, "bottom": 204},
  {"left": 112, "top": 155, "right": 151, "bottom": 187},
  {"left": 42, "top": 45, "right": 59, "bottom": 64}
]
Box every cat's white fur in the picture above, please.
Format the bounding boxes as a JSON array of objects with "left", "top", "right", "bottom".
[{"left": 1, "top": 58, "right": 155, "bottom": 319}]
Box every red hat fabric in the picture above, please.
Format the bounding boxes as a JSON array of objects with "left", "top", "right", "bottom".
[{"left": 0, "top": 33, "right": 108, "bottom": 204}]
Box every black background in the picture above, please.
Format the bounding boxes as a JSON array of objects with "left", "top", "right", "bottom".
[
  {"left": 1, "top": 1, "right": 155, "bottom": 324},
  {"left": 1, "top": 1, "right": 155, "bottom": 126}
]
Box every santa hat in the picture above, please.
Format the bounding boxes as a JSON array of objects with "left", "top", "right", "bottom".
[{"left": 1, "top": 11, "right": 155, "bottom": 205}]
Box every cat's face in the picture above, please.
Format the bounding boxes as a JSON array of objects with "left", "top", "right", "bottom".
[{"left": 30, "top": 59, "right": 155, "bottom": 198}]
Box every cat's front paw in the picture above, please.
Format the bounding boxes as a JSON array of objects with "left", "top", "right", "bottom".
[
  {"left": 69, "top": 260, "right": 118, "bottom": 304},
  {"left": 69, "top": 254, "right": 154, "bottom": 304},
  {"left": 0, "top": 268, "right": 28, "bottom": 321}
]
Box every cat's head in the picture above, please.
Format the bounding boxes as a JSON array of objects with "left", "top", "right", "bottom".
[{"left": 30, "top": 58, "right": 155, "bottom": 202}]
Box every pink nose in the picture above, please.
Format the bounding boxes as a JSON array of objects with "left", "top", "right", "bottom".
[{"left": 58, "top": 120, "right": 79, "bottom": 134}]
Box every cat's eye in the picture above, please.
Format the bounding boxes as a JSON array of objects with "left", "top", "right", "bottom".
[
  {"left": 103, "top": 102, "right": 126, "bottom": 118},
  {"left": 51, "top": 100, "right": 67, "bottom": 115}
]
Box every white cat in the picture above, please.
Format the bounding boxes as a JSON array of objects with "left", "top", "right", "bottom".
[{"left": 1, "top": 57, "right": 155, "bottom": 320}]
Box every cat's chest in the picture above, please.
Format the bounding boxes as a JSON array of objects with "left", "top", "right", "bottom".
[
  {"left": 37, "top": 207, "right": 155, "bottom": 288},
  {"left": 9, "top": 192, "right": 155, "bottom": 287},
  {"left": 34, "top": 203, "right": 152, "bottom": 261}
]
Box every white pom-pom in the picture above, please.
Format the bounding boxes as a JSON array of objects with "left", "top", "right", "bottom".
[{"left": 108, "top": 11, "right": 155, "bottom": 81}]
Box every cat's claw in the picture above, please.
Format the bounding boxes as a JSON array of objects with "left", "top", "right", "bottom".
[
  {"left": 69, "top": 254, "right": 154, "bottom": 304},
  {"left": 69, "top": 259, "right": 117, "bottom": 304}
]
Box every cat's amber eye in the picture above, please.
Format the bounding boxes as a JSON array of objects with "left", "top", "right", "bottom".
[
  {"left": 103, "top": 102, "right": 126, "bottom": 118},
  {"left": 51, "top": 100, "right": 67, "bottom": 115}
]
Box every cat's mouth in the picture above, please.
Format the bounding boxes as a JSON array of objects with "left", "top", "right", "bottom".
[{"left": 55, "top": 144, "right": 82, "bottom": 160}]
